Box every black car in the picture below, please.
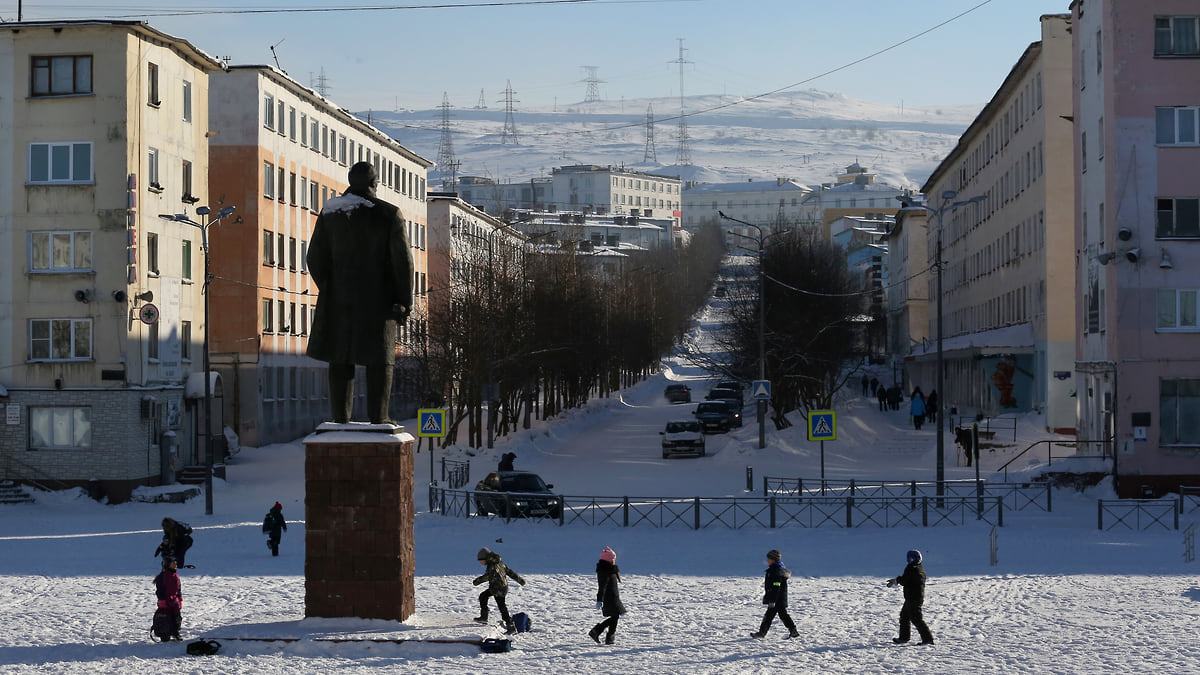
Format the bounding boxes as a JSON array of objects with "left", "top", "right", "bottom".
[
  {"left": 474, "top": 471, "right": 563, "bottom": 519},
  {"left": 693, "top": 401, "right": 733, "bottom": 433},
  {"left": 713, "top": 398, "right": 744, "bottom": 427},
  {"left": 706, "top": 387, "right": 743, "bottom": 406},
  {"left": 664, "top": 383, "right": 692, "bottom": 403}
]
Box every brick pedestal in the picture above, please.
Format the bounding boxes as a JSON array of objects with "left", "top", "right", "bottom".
[{"left": 303, "top": 427, "right": 415, "bottom": 621}]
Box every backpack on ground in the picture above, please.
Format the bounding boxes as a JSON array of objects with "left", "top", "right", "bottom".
[
  {"left": 151, "top": 609, "right": 177, "bottom": 642},
  {"left": 480, "top": 638, "right": 511, "bottom": 653},
  {"left": 186, "top": 639, "right": 221, "bottom": 656},
  {"left": 511, "top": 612, "right": 532, "bottom": 633}
]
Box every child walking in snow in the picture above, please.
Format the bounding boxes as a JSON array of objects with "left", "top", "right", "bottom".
[
  {"left": 588, "top": 546, "right": 626, "bottom": 645},
  {"left": 887, "top": 549, "right": 934, "bottom": 645},
  {"left": 751, "top": 549, "right": 800, "bottom": 639},
  {"left": 473, "top": 547, "right": 526, "bottom": 634},
  {"left": 151, "top": 555, "right": 182, "bottom": 641}
]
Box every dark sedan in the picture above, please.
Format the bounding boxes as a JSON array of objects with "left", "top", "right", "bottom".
[{"left": 474, "top": 471, "right": 563, "bottom": 519}]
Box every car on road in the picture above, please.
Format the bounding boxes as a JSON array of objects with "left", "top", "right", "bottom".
[
  {"left": 474, "top": 471, "right": 563, "bottom": 519},
  {"left": 660, "top": 420, "right": 706, "bottom": 458},
  {"left": 706, "top": 386, "right": 743, "bottom": 406},
  {"left": 693, "top": 401, "right": 734, "bottom": 433},
  {"left": 664, "top": 383, "right": 692, "bottom": 403},
  {"left": 713, "top": 398, "right": 743, "bottom": 427}
]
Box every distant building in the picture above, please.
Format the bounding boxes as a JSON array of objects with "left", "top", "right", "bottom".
[
  {"left": 799, "top": 163, "right": 906, "bottom": 240},
  {"left": 1072, "top": 0, "right": 1200, "bottom": 495},
  {"left": 886, "top": 209, "right": 930, "bottom": 386},
  {"left": 832, "top": 215, "right": 891, "bottom": 359},
  {"left": 681, "top": 178, "right": 813, "bottom": 234}
]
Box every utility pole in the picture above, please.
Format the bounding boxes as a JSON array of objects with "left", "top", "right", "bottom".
[{"left": 671, "top": 38, "right": 693, "bottom": 167}]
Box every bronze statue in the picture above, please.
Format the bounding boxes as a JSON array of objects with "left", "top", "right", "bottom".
[{"left": 306, "top": 162, "right": 413, "bottom": 425}]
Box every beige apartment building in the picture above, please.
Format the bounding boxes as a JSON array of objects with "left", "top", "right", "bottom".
[
  {"left": 208, "top": 66, "right": 432, "bottom": 447},
  {"left": 0, "top": 21, "right": 225, "bottom": 500},
  {"left": 914, "top": 14, "right": 1076, "bottom": 433}
]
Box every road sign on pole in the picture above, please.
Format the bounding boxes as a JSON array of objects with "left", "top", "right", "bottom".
[
  {"left": 807, "top": 410, "right": 836, "bottom": 441},
  {"left": 752, "top": 380, "right": 771, "bottom": 400},
  {"left": 418, "top": 409, "right": 447, "bottom": 438}
]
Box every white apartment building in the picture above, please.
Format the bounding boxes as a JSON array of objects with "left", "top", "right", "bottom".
[{"left": 681, "top": 178, "right": 812, "bottom": 233}]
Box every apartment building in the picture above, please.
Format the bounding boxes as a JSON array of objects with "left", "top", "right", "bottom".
[
  {"left": 1072, "top": 0, "right": 1200, "bottom": 495},
  {"left": 550, "top": 165, "right": 681, "bottom": 224},
  {"left": 208, "top": 66, "right": 432, "bottom": 447},
  {"left": 681, "top": 178, "right": 812, "bottom": 232},
  {"left": 799, "top": 164, "right": 906, "bottom": 240},
  {"left": 888, "top": 208, "right": 930, "bottom": 386},
  {"left": 0, "top": 21, "right": 225, "bottom": 500}
]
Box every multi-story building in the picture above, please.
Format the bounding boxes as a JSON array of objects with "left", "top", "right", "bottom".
[
  {"left": 1072, "top": 0, "right": 1200, "bottom": 495},
  {"left": 799, "top": 164, "right": 906, "bottom": 240},
  {"left": 831, "top": 215, "right": 891, "bottom": 359},
  {"left": 681, "top": 178, "right": 812, "bottom": 232},
  {"left": 552, "top": 165, "right": 681, "bottom": 224},
  {"left": 887, "top": 208, "right": 930, "bottom": 387},
  {"left": 0, "top": 21, "right": 225, "bottom": 500},
  {"left": 208, "top": 66, "right": 431, "bottom": 447},
  {"left": 914, "top": 14, "right": 1075, "bottom": 433}
]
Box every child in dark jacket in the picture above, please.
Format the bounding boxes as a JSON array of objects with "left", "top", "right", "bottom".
[
  {"left": 152, "top": 556, "right": 183, "bottom": 641},
  {"left": 588, "top": 546, "right": 626, "bottom": 645},
  {"left": 887, "top": 549, "right": 934, "bottom": 645},
  {"left": 153, "top": 517, "right": 193, "bottom": 569},
  {"left": 751, "top": 549, "right": 800, "bottom": 639},
  {"left": 472, "top": 547, "right": 525, "bottom": 634},
  {"left": 262, "top": 502, "right": 287, "bottom": 556}
]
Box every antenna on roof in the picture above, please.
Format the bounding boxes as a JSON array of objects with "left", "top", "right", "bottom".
[{"left": 269, "top": 38, "right": 286, "bottom": 75}]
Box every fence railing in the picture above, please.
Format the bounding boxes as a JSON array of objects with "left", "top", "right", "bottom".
[
  {"left": 1098, "top": 499, "right": 1179, "bottom": 531},
  {"left": 440, "top": 459, "right": 470, "bottom": 490},
  {"left": 996, "top": 440, "right": 1112, "bottom": 481},
  {"left": 427, "top": 486, "right": 1004, "bottom": 529},
  {"left": 1180, "top": 486, "right": 1200, "bottom": 515},
  {"left": 952, "top": 415, "right": 1017, "bottom": 441},
  {"left": 762, "top": 476, "right": 1051, "bottom": 512}
]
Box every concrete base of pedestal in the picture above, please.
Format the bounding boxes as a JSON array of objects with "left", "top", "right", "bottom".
[{"left": 303, "top": 426, "right": 415, "bottom": 621}]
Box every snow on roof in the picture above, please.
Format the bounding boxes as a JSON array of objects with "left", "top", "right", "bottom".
[
  {"left": 320, "top": 193, "right": 373, "bottom": 215},
  {"left": 909, "top": 323, "right": 1036, "bottom": 357},
  {"left": 684, "top": 180, "right": 811, "bottom": 195}
]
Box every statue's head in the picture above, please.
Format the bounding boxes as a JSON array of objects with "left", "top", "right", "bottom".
[{"left": 348, "top": 161, "right": 377, "bottom": 194}]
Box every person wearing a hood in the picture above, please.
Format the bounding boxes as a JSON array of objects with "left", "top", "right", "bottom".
[
  {"left": 153, "top": 518, "right": 193, "bottom": 569},
  {"left": 498, "top": 452, "right": 516, "bottom": 472},
  {"left": 751, "top": 549, "right": 800, "bottom": 639},
  {"left": 472, "top": 547, "right": 525, "bottom": 634},
  {"left": 152, "top": 555, "right": 183, "bottom": 641},
  {"left": 887, "top": 549, "right": 934, "bottom": 645},
  {"left": 588, "top": 546, "right": 626, "bottom": 645},
  {"left": 262, "top": 502, "right": 287, "bottom": 556}
]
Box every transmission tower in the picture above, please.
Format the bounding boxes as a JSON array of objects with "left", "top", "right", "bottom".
[
  {"left": 475, "top": 88, "right": 488, "bottom": 109},
  {"left": 581, "top": 66, "right": 604, "bottom": 103},
  {"left": 310, "top": 67, "right": 332, "bottom": 98},
  {"left": 434, "top": 92, "right": 461, "bottom": 187},
  {"left": 499, "top": 80, "right": 520, "bottom": 145},
  {"left": 671, "top": 38, "right": 693, "bottom": 167},
  {"left": 643, "top": 103, "right": 658, "bottom": 164}
]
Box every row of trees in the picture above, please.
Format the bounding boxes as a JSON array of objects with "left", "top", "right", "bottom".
[{"left": 411, "top": 225, "right": 726, "bottom": 447}]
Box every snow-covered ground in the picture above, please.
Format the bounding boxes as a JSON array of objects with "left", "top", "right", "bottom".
[{"left": 2, "top": 302, "right": 1199, "bottom": 673}]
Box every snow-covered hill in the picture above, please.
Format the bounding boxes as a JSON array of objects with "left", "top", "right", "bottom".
[{"left": 370, "top": 89, "right": 981, "bottom": 189}]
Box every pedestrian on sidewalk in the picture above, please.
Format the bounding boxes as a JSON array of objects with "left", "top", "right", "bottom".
[
  {"left": 909, "top": 388, "right": 926, "bottom": 430},
  {"left": 262, "top": 502, "right": 287, "bottom": 556},
  {"left": 750, "top": 549, "right": 800, "bottom": 640}
]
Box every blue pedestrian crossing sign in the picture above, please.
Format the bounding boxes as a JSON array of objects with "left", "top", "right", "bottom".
[
  {"left": 807, "top": 410, "right": 836, "bottom": 441},
  {"left": 417, "top": 409, "right": 447, "bottom": 438},
  {"left": 752, "top": 380, "right": 771, "bottom": 400}
]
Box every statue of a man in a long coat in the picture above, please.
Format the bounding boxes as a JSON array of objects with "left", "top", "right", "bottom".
[{"left": 306, "top": 162, "right": 413, "bottom": 425}]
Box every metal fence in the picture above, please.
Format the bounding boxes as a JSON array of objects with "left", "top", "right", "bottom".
[
  {"left": 427, "top": 487, "right": 1005, "bottom": 529},
  {"left": 441, "top": 459, "right": 470, "bottom": 490},
  {"left": 1180, "top": 486, "right": 1200, "bottom": 515},
  {"left": 1097, "top": 499, "right": 1180, "bottom": 531},
  {"left": 762, "top": 476, "right": 1051, "bottom": 512}
]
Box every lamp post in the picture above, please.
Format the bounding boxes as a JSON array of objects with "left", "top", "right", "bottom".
[
  {"left": 719, "top": 211, "right": 767, "bottom": 449},
  {"left": 160, "top": 205, "right": 236, "bottom": 515},
  {"left": 896, "top": 191, "right": 986, "bottom": 498}
]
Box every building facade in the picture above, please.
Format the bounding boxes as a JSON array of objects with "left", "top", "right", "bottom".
[
  {"left": 799, "top": 164, "right": 906, "bottom": 240},
  {"left": 915, "top": 14, "right": 1075, "bottom": 433},
  {"left": 1072, "top": 0, "right": 1200, "bottom": 494},
  {"left": 0, "top": 21, "right": 225, "bottom": 500},
  {"left": 888, "top": 208, "right": 930, "bottom": 389},
  {"left": 681, "top": 178, "right": 812, "bottom": 232},
  {"left": 208, "top": 66, "right": 431, "bottom": 447}
]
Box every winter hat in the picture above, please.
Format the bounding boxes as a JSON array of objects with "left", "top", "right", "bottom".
[
  {"left": 906, "top": 549, "right": 922, "bottom": 564},
  {"left": 477, "top": 547, "right": 493, "bottom": 560},
  {"left": 766, "top": 549, "right": 782, "bottom": 562},
  {"left": 600, "top": 546, "right": 616, "bottom": 563},
  {"left": 274, "top": 502, "right": 282, "bottom": 510}
]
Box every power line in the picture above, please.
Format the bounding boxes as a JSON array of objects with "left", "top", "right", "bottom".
[{"left": 24, "top": 0, "right": 671, "bottom": 20}]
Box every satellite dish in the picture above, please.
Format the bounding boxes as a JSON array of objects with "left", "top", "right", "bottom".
[{"left": 139, "top": 303, "right": 160, "bottom": 325}]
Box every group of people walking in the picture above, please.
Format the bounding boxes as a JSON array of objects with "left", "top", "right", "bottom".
[
  {"left": 473, "top": 545, "right": 932, "bottom": 647},
  {"left": 863, "top": 374, "right": 938, "bottom": 432}
]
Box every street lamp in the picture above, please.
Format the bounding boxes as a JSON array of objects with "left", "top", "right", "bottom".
[
  {"left": 896, "top": 191, "right": 986, "bottom": 498},
  {"left": 159, "top": 205, "right": 236, "bottom": 515},
  {"left": 719, "top": 211, "right": 767, "bottom": 450}
]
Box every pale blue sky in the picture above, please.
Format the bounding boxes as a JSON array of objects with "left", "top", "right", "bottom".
[{"left": 4, "top": 0, "right": 1071, "bottom": 112}]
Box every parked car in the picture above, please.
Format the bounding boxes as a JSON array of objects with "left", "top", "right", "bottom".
[
  {"left": 474, "top": 471, "right": 563, "bottom": 519},
  {"left": 664, "top": 383, "right": 692, "bottom": 403},
  {"left": 706, "top": 386, "right": 743, "bottom": 406},
  {"left": 661, "top": 420, "right": 706, "bottom": 458},
  {"left": 717, "top": 380, "right": 745, "bottom": 397},
  {"left": 713, "top": 398, "right": 744, "bottom": 427},
  {"left": 693, "top": 401, "right": 734, "bottom": 433}
]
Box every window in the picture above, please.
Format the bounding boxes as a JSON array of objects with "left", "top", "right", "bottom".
[
  {"left": 301, "top": 241, "right": 308, "bottom": 273},
  {"left": 289, "top": 302, "right": 297, "bottom": 334},
  {"left": 289, "top": 237, "right": 297, "bottom": 270},
  {"left": 1161, "top": 378, "right": 1200, "bottom": 445},
  {"left": 182, "top": 80, "right": 192, "bottom": 122},
  {"left": 300, "top": 177, "right": 308, "bottom": 209},
  {"left": 263, "top": 161, "right": 275, "bottom": 199},
  {"left": 300, "top": 114, "right": 308, "bottom": 147},
  {"left": 29, "top": 406, "right": 91, "bottom": 450},
  {"left": 322, "top": 125, "right": 329, "bottom": 156},
  {"left": 28, "top": 141, "right": 92, "bottom": 183},
  {"left": 182, "top": 239, "right": 193, "bottom": 281},
  {"left": 29, "top": 231, "right": 91, "bottom": 272},
  {"left": 289, "top": 172, "right": 297, "bottom": 205},
  {"left": 31, "top": 55, "right": 92, "bottom": 96},
  {"left": 181, "top": 320, "right": 191, "bottom": 361},
  {"left": 263, "top": 231, "right": 275, "bottom": 265},
  {"left": 181, "top": 160, "right": 195, "bottom": 203},
  {"left": 277, "top": 100, "right": 286, "bottom": 137},
  {"left": 1081, "top": 131, "right": 1087, "bottom": 171},
  {"left": 148, "top": 148, "right": 161, "bottom": 190},
  {"left": 310, "top": 119, "right": 320, "bottom": 152},
  {"left": 1157, "top": 289, "right": 1199, "bottom": 330},
  {"left": 1155, "top": 16, "right": 1200, "bottom": 56},
  {"left": 339, "top": 136, "right": 347, "bottom": 165},
  {"left": 278, "top": 166, "right": 285, "bottom": 203},
  {"left": 288, "top": 106, "right": 296, "bottom": 141},
  {"left": 264, "top": 95, "right": 275, "bottom": 130},
  {"left": 277, "top": 233, "right": 285, "bottom": 269},
  {"left": 1157, "top": 198, "right": 1200, "bottom": 238},
  {"left": 147, "top": 233, "right": 159, "bottom": 276},
  {"left": 301, "top": 303, "right": 308, "bottom": 335},
  {"left": 1156, "top": 106, "right": 1199, "bottom": 145},
  {"left": 29, "top": 318, "right": 91, "bottom": 360},
  {"left": 148, "top": 321, "right": 159, "bottom": 360},
  {"left": 310, "top": 181, "right": 319, "bottom": 211},
  {"left": 262, "top": 299, "right": 274, "bottom": 332},
  {"left": 147, "top": 62, "right": 160, "bottom": 105},
  {"left": 278, "top": 299, "right": 287, "bottom": 333}
]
